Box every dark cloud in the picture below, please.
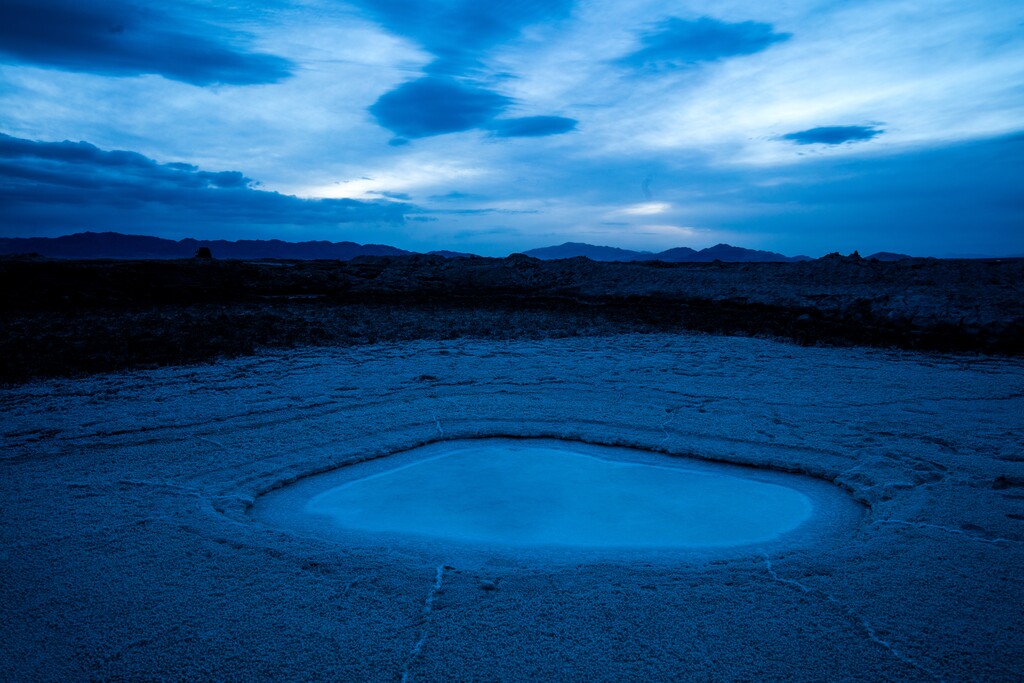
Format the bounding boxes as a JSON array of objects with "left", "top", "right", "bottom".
[
  {"left": 355, "top": 1, "right": 577, "bottom": 140},
  {"left": 486, "top": 116, "right": 578, "bottom": 138},
  {"left": 428, "top": 191, "right": 477, "bottom": 201},
  {"left": 412, "top": 207, "right": 540, "bottom": 216},
  {"left": 0, "top": 134, "right": 408, "bottom": 236},
  {"left": 369, "top": 77, "right": 511, "bottom": 138},
  {"left": 618, "top": 17, "right": 790, "bottom": 71},
  {"left": 369, "top": 81, "right": 579, "bottom": 140},
  {"left": 348, "top": 0, "right": 573, "bottom": 75},
  {"left": 781, "top": 125, "right": 884, "bottom": 145},
  {"left": 0, "top": 0, "right": 292, "bottom": 85},
  {"left": 452, "top": 226, "right": 523, "bottom": 239},
  {"left": 369, "top": 191, "right": 413, "bottom": 201}
]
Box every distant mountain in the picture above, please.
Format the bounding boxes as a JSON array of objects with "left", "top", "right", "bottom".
[
  {"left": 521, "top": 242, "right": 655, "bottom": 261},
  {"left": 688, "top": 244, "right": 811, "bottom": 263},
  {"left": 428, "top": 250, "right": 478, "bottom": 258},
  {"left": 654, "top": 246, "right": 699, "bottom": 261},
  {"left": 0, "top": 232, "right": 412, "bottom": 260},
  {"left": 0, "top": 232, "right": 824, "bottom": 263},
  {"left": 522, "top": 242, "right": 810, "bottom": 263},
  {"left": 866, "top": 251, "right": 913, "bottom": 261}
]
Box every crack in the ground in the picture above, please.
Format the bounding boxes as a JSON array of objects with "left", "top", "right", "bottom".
[
  {"left": 400, "top": 564, "right": 447, "bottom": 683},
  {"left": 195, "top": 435, "right": 228, "bottom": 450},
  {"left": 99, "top": 624, "right": 183, "bottom": 669},
  {"left": 657, "top": 408, "right": 678, "bottom": 451},
  {"left": 761, "top": 554, "right": 943, "bottom": 682}
]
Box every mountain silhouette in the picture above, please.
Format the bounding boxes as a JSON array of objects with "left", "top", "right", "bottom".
[
  {"left": 0, "top": 232, "right": 412, "bottom": 260},
  {"left": 522, "top": 242, "right": 810, "bottom": 262}
]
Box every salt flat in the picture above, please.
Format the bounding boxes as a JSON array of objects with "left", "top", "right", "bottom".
[{"left": 2, "top": 334, "right": 1023, "bottom": 681}]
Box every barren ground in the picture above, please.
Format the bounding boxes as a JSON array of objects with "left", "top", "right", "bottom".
[
  {"left": 3, "top": 334, "right": 1023, "bottom": 681},
  {"left": 2, "top": 255, "right": 1022, "bottom": 383}
]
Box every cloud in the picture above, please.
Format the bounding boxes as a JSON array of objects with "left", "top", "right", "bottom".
[
  {"left": 369, "top": 80, "right": 579, "bottom": 140},
  {"left": 369, "top": 191, "right": 413, "bottom": 201},
  {"left": 618, "top": 17, "right": 790, "bottom": 71},
  {"left": 428, "top": 191, "right": 478, "bottom": 201},
  {"left": 2, "top": 1, "right": 1018, "bottom": 257},
  {"left": 369, "top": 79, "right": 579, "bottom": 140},
  {"left": 781, "top": 126, "right": 884, "bottom": 146},
  {"left": 617, "top": 202, "right": 671, "bottom": 216},
  {"left": 0, "top": 133, "right": 409, "bottom": 237},
  {"left": 0, "top": 0, "right": 292, "bottom": 85},
  {"left": 347, "top": 0, "right": 573, "bottom": 75},
  {"left": 354, "top": 1, "right": 578, "bottom": 140},
  {"left": 486, "top": 116, "right": 578, "bottom": 138},
  {"left": 412, "top": 207, "right": 540, "bottom": 216},
  {"left": 369, "top": 77, "right": 512, "bottom": 138}
]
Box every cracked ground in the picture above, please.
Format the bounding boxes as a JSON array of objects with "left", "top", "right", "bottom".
[{"left": 2, "top": 333, "right": 1023, "bottom": 681}]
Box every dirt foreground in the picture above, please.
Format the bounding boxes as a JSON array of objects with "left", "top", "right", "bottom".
[{"left": 2, "top": 334, "right": 1023, "bottom": 681}]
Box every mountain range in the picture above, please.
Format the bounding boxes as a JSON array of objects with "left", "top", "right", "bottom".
[
  {"left": 0, "top": 232, "right": 905, "bottom": 262},
  {"left": 0, "top": 232, "right": 412, "bottom": 260},
  {"left": 521, "top": 242, "right": 812, "bottom": 262}
]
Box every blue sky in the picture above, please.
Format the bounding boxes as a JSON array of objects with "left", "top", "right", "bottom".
[{"left": 0, "top": 0, "right": 1021, "bottom": 256}]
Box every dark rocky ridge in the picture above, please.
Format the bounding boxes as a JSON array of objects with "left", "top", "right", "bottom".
[
  {"left": 1, "top": 253, "right": 1021, "bottom": 382},
  {"left": 521, "top": 241, "right": 811, "bottom": 262},
  {"left": 0, "top": 232, "right": 812, "bottom": 262},
  {"left": 0, "top": 231, "right": 412, "bottom": 260}
]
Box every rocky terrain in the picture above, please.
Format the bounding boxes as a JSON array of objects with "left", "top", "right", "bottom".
[{"left": 1, "top": 253, "right": 1021, "bottom": 383}]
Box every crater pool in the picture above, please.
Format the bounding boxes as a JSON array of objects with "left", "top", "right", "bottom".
[{"left": 251, "top": 439, "right": 860, "bottom": 555}]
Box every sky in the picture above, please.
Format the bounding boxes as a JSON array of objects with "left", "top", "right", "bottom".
[{"left": 0, "top": 0, "right": 1021, "bottom": 257}]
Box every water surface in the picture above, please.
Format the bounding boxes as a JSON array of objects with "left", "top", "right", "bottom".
[{"left": 297, "top": 441, "right": 814, "bottom": 548}]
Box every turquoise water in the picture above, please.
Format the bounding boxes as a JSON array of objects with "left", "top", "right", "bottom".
[{"left": 305, "top": 442, "right": 813, "bottom": 548}]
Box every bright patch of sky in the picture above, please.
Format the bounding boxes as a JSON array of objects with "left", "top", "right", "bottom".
[{"left": 0, "top": 0, "right": 1021, "bottom": 256}]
